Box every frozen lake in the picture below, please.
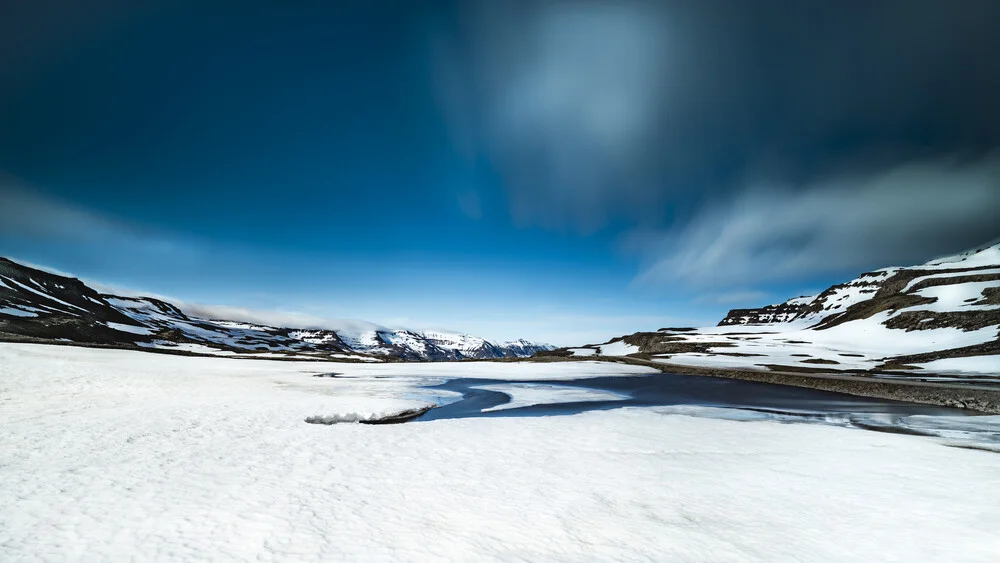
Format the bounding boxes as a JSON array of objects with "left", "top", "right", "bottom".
[
  {"left": 419, "top": 371, "right": 975, "bottom": 421},
  {"left": 414, "top": 372, "right": 1000, "bottom": 445},
  {"left": 420, "top": 373, "right": 976, "bottom": 421}
]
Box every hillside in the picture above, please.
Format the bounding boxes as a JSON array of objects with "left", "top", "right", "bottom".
[
  {"left": 0, "top": 258, "right": 553, "bottom": 361},
  {"left": 558, "top": 242, "right": 1000, "bottom": 384}
]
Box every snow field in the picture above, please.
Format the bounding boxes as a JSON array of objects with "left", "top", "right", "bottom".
[{"left": 2, "top": 343, "right": 1000, "bottom": 561}]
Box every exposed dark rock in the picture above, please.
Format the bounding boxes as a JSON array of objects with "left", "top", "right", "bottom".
[
  {"left": 718, "top": 301, "right": 808, "bottom": 326},
  {"left": 532, "top": 348, "right": 574, "bottom": 358},
  {"left": 909, "top": 273, "right": 1000, "bottom": 293},
  {"left": 975, "top": 287, "right": 1000, "bottom": 306},
  {"left": 811, "top": 292, "right": 935, "bottom": 330},
  {"left": 621, "top": 332, "right": 734, "bottom": 355},
  {"left": 883, "top": 310, "right": 1000, "bottom": 332}
]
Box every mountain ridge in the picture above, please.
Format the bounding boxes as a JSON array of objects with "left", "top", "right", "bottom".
[
  {"left": 552, "top": 242, "right": 1000, "bottom": 383},
  {"left": 0, "top": 257, "right": 554, "bottom": 361}
]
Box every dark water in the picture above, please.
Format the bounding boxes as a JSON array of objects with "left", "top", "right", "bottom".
[{"left": 416, "top": 372, "right": 978, "bottom": 423}]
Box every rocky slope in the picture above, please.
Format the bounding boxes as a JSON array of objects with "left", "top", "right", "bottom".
[
  {"left": 0, "top": 257, "right": 554, "bottom": 361},
  {"left": 556, "top": 242, "right": 1000, "bottom": 383}
]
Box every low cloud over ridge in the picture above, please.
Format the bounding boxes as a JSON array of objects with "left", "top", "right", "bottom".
[{"left": 631, "top": 157, "right": 1000, "bottom": 288}]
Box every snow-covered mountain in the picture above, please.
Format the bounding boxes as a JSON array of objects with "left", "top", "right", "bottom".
[
  {"left": 718, "top": 241, "right": 1000, "bottom": 331},
  {"left": 560, "top": 242, "right": 1000, "bottom": 382},
  {"left": 0, "top": 257, "right": 554, "bottom": 361}
]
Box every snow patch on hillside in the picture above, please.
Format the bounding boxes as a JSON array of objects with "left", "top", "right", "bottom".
[
  {"left": 105, "top": 322, "right": 154, "bottom": 335},
  {"left": 599, "top": 341, "right": 640, "bottom": 356},
  {"left": 924, "top": 241, "right": 1000, "bottom": 269}
]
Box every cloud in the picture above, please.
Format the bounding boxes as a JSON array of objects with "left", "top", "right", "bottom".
[
  {"left": 632, "top": 157, "right": 1000, "bottom": 288},
  {"left": 436, "top": 0, "right": 1000, "bottom": 233},
  {"left": 174, "top": 303, "right": 389, "bottom": 334},
  {"left": 79, "top": 277, "right": 393, "bottom": 333},
  {"left": 1, "top": 182, "right": 121, "bottom": 240},
  {"left": 435, "top": 1, "right": 674, "bottom": 231},
  {"left": 139, "top": 300, "right": 685, "bottom": 346},
  {"left": 0, "top": 179, "right": 206, "bottom": 266}
]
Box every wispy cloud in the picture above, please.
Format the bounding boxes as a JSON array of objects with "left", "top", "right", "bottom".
[
  {"left": 175, "top": 303, "right": 389, "bottom": 334},
  {"left": 438, "top": 0, "right": 1000, "bottom": 243},
  {"left": 71, "top": 276, "right": 393, "bottom": 334},
  {"left": 83, "top": 276, "right": 391, "bottom": 333},
  {"left": 435, "top": 1, "right": 673, "bottom": 231},
  {"left": 631, "top": 156, "right": 1000, "bottom": 288},
  {"left": 0, "top": 180, "right": 203, "bottom": 261}
]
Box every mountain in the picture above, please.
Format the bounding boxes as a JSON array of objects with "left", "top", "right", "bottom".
[
  {"left": 718, "top": 241, "right": 1000, "bottom": 332},
  {"left": 0, "top": 257, "right": 554, "bottom": 361},
  {"left": 555, "top": 242, "right": 1000, "bottom": 383}
]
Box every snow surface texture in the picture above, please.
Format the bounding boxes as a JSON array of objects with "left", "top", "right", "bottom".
[{"left": 3, "top": 343, "right": 1000, "bottom": 562}]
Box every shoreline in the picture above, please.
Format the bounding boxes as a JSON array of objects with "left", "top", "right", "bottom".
[{"left": 481, "top": 355, "right": 1000, "bottom": 414}]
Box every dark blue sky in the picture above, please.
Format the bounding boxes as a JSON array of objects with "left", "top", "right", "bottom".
[{"left": 2, "top": 1, "right": 1000, "bottom": 344}]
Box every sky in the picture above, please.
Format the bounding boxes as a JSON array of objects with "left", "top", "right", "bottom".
[{"left": 2, "top": 0, "right": 1000, "bottom": 345}]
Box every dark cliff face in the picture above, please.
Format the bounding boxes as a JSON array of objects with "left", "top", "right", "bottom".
[
  {"left": 0, "top": 258, "right": 118, "bottom": 319},
  {"left": 0, "top": 258, "right": 145, "bottom": 343},
  {"left": 717, "top": 302, "right": 810, "bottom": 326},
  {"left": 0, "top": 258, "right": 354, "bottom": 354},
  {"left": 717, "top": 270, "right": 892, "bottom": 327}
]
